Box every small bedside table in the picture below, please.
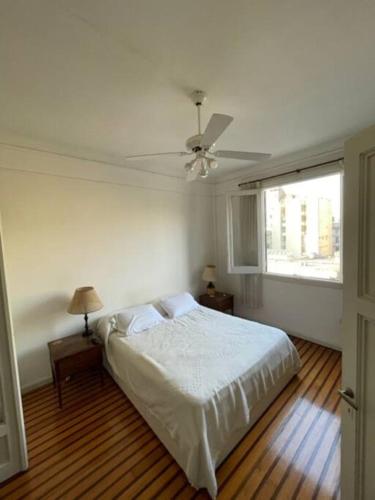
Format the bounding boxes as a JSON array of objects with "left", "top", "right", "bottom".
[
  {"left": 48, "top": 333, "right": 103, "bottom": 408},
  {"left": 199, "top": 292, "right": 234, "bottom": 315}
]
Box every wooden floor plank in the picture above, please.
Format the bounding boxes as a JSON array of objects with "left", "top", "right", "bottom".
[
  {"left": 0, "top": 412, "right": 145, "bottom": 496},
  {"left": 55, "top": 435, "right": 159, "bottom": 499},
  {"left": 216, "top": 344, "right": 330, "bottom": 493},
  {"left": 83, "top": 443, "right": 169, "bottom": 499},
  {"left": 27, "top": 388, "right": 128, "bottom": 445},
  {"left": 25, "top": 379, "right": 117, "bottom": 431},
  {"left": 275, "top": 380, "right": 341, "bottom": 499},
  {"left": 28, "top": 396, "right": 129, "bottom": 459},
  {"left": 215, "top": 341, "right": 320, "bottom": 488},
  {"left": 136, "top": 462, "right": 181, "bottom": 500},
  {"left": 222, "top": 349, "right": 339, "bottom": 499},
  {"left": 253, "top": 359, "right": 341, "bottom": 499},
  {"left": 23, "top": 372, "right": 101, "bottom": 417},
  {"left": 6, "top": 417, "right": 148, "bottom": 499},
  {"left": 315, "top": 435, "right": 341, "bottom": 500},
  {"left": 156, "top": 472, "right": 189, "bottom": 499},
  {"left": 174, "top": 484, "right": 198, "bottom": 499},
  {"left": 0, "top": 338, "right": 341, "bottom": 500},
  {"left": 297, "top": 406, "right": 341, "bottom": 500}
]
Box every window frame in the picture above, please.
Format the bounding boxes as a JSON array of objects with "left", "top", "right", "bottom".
[
  {"left": 262, "top": 170, "right": 343, "bottom": 284},
  {"left": 226, "top": 164, "right": 344, "bottom": 284},
  {"left": 226, "top": 189, "right": 263, "bottom": 274}
]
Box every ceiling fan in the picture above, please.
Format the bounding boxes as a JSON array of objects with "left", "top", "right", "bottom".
[{"left": 125, "top": 90, "right": 271, "bottom": 181}]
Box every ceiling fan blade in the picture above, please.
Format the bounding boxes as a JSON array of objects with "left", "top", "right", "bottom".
[
  {"left": 214, "top": 150, "right": 271, "bottom": 161},
  {"left": 200, "top": 114, "right": 233, "bottom": 148},
  {"left": 125, "top": 152, "right": 191, "bottom": 161}
]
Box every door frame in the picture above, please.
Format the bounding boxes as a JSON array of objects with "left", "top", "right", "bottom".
[{"left": 0, "top": 215, "right": 28, "bottom": 480}]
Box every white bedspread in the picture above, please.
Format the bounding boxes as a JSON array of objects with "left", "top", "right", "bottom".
[{"left": 106, "top": 306, "right": 300, "bottom": 497}]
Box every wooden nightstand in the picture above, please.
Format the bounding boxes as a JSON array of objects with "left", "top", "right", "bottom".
[
  {"left": 48, "top": 333, "right": 103, "bottom": 408},
  {"left": 199, "top": 292, "right": 234, "bottom": 314}
]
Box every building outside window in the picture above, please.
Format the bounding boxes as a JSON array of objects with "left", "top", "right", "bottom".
[{"left": 265, "top": 173, "right": 342, "bottom": 282}]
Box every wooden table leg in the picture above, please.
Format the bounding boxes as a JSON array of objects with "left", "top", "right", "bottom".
[{"left": 57, "top": 381, "right": 63, "bottom": 408}]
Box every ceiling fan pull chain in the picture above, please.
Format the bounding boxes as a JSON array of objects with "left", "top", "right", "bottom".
[{"left": 197, "top": 103, "right": 202, "bottom": 135}]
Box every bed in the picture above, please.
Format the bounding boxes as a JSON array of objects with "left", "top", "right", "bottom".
[{"left": 103, "top": 305, "right": 301, "bottom": 498}]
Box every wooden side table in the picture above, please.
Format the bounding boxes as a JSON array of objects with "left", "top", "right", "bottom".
[
  {"left": 48, "top": 333, "right": 103, "bottom": 408},
  {"left": 199, "top": 292, "right": 234, "bottom": 314}
]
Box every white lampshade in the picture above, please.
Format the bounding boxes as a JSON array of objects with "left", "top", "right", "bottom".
[
  {"left": 68, "top": 286, "right": 103, "bottom": 315},
  {"left": 202, "top": 265, "right": 216, "bottom": 283}
]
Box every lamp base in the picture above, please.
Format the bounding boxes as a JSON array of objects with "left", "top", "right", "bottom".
[
  {"left": 82, "top": 313, "right": 93, "bottom": 337},
  {"left": 207, "top": 282, "right": 216, "bottom": 297}
]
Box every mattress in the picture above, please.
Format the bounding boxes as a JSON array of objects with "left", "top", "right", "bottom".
[{"left": 105, "top": 306, "right": 301, "bottom": 498}]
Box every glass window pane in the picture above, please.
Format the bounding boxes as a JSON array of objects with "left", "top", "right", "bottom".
[
  {"left": 231, "top": 194, "right": 258, "bottom": 267},
  {"left": 265, "top": 173, "right": 341, "bottom": 281}
]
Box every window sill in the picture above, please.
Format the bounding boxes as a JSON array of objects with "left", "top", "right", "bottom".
[{"left": 263, "top": 272, "right": 343, "bottom": 289}]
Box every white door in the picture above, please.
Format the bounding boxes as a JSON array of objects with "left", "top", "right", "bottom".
[
  {"left": 0, "top": 220, "right": 27, "bottom": 481},
  {"left": 341, "top": 125, "right": 375, "bottom": 499}
]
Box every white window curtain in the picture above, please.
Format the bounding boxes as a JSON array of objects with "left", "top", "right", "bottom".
[
  {"left": 241, "top": 273, "right": 263, "bottom": 308},
  {"left": 232, "top": 194, "right": 259, "bottom": 267},
  {"left": 240, "top": 182, "right": 263, "bottom": 308}
]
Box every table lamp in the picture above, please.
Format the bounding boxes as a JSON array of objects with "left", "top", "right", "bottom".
[
  {"left": 202, "top": 265, "right": 217, "bottom": 297},
  {"left": 68, "top": 286, "right": 103, "bottom": 337}
]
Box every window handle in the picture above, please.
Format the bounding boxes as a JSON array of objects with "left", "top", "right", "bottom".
[{"left": 338, "top": 387, "right": 358, "bottom": 411}]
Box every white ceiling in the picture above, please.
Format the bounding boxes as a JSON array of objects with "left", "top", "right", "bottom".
[{"left": 1, "top": 0, "right": 375, "bottom": 182}]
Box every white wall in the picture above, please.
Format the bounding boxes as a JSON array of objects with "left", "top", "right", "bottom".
[
  {"left": 214, "top": 143, "right": 344, "bottom": 350},
  {"left": 0, "top": 145, "right": 215, "bottom": 391}
]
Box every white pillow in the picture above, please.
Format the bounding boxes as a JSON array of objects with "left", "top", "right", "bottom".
[
  {"left": 115, "top": 304, "right": 164, "bottom": 336},
  {"left": 159, "top": 292, "right": 199, "bottom": 319}
]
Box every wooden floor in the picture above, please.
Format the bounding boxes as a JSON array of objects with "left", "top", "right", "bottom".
[{"left": 0, "top": 338, "right": 341, "bottom": 499}]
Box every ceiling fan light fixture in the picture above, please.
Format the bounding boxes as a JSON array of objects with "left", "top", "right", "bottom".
[
  {"left": 191, "top": 157, "right": 200, "bottom": 170},
  {"left": 199, "top": 164, "right": 209, "bottom": 178},
  {"left": 184, "top": 161, "right": 194, "bottom": 172},
  {"left": 208, "top": 158, "right": 218, "bottom": 169}
]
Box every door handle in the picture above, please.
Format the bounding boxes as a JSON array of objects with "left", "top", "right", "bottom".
[{"left": 338, "top": 387, "right": 358, "bottom": 411}]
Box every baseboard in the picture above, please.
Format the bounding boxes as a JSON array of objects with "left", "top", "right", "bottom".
[
  {"left": 287, "top": 330, "right": 341, "bottom": 352},
  {"left": 21, "top": 376, "right": 53, "bottom": 395}
]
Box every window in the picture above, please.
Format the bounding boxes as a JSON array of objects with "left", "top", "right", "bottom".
[
  {"left": 264, "top": 173, "right": 342, "bottom": 282},
  {"left": 226, "top": 169, "right": 343, "bottom": 283}
]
